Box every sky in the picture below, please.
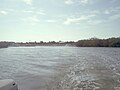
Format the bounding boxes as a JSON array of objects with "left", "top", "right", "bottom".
[{"left": 0, "top": 0, "right": 120, "bottom": 42}]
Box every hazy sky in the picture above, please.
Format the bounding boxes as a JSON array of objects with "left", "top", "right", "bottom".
[{"left": 0, "top": 0, "right": 120, "bottom": 42}]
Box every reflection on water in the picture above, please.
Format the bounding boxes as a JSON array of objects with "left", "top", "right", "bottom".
[{"left": 0, "top": 47, "right": 120, "bottom": 90}]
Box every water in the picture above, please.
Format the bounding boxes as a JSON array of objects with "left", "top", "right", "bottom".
[{"left": 0, "top": 47, "right": 120, "bottom": 90}]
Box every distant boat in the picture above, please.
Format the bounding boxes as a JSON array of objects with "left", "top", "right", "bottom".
[{"left": 0, "top": 42, "right": 9, "bottom": 48}]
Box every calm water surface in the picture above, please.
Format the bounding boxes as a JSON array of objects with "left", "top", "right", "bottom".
[{"left": 0, "top": 46, "right": 120, "bottom": 90}]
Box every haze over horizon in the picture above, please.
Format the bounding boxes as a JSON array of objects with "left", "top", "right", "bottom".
[{"left": 0, "top": 0, "right": 120, "bottom": 42}]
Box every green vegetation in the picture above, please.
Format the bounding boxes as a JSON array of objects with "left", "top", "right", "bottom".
[
  {"left": 76, "top": 37, "right": 120, "bottom": 47},
  {"left": 0, "top": 37, "right": 120, "bottom": 48},
  {"left": 0, "top": 42, "right": 14, "bottom": 48}
]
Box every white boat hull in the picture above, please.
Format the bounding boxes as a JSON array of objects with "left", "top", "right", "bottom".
[{"left": 0, "top": 79, "right": 18, "bottom": 90}]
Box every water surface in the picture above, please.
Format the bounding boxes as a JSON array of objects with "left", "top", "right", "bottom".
[{"left": 0, "top": 47, "right": 120, "bottom": 90}]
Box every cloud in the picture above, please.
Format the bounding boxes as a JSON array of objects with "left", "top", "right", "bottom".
[
  {"left": 22, "top": 15, "right": 40, "bottom": 25},
  {"left": 79, "top": 0, "right": 89, "bottom": 4},
  {"left": 63, "top": 14, "right": 95, "bottom": 24},
  {"left": 28, "top": 16, "right": 39, "bottom": 22},
  {"left": 23, "top": 0, "right": 32, "bottom": 5},
  {"left": 111, "top": 6, "right": 120, "bottom": 13},
  {"left": 0, "top": 11, "right": 8, "bottom": 15},
  {"left": 88, "top": 14, "right": 120, "bottom": 25},
  {"left": 64, "top": 17, "right": 87, "bottom": 24},
  {"left": 88, "top": 20, "right": 104, "bottom": 25},
  {"left": 65, "top": 0, "right": 74, "bottom": 4},
  {"left": 104, "top": 10, "right": 110, "bottom": 14},
  {"left": 36, "top": 11, "right": 46, "bottom": 15},
  {"left": 23, "top": 10, "right": 33, "bottom": 13},
  {"left": 7, "top": 9, "right": 15, "bottom": 12},
  {"left": 104, "top": 6, "right": 120, "bottom": 15},
  {"left": 111, "top": 0, "right": 117, "bottom": 3},
  {"left": 22, "top": 9, "right": 46, "bottom": 15},
  {"left": 45, "top": 20, "right": 57, "bottom": 23},
  {"left": 109, "top": 14, "right": 120, "bottom": 21},
  {"left": 64, "top": 0, "right": 90, "bottom": 5}
]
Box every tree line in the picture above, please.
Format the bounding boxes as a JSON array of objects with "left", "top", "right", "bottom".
[
  {"left": 0, "top": 37, "right": 120, "bottom": 48},
  {"left": 76, "top": 37, "right": 120, "bottom": 47}
]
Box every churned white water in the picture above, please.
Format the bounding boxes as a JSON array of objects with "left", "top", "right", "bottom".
[{"left": 0, "top": 47, "right": 120, "bottom": 90}]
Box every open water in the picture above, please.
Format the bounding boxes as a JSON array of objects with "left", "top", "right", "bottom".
[{"left": 0, "top": 46, "right": 120, "bottom": 90}]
